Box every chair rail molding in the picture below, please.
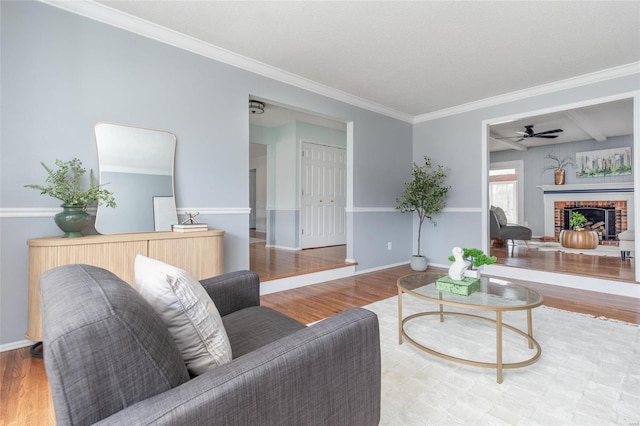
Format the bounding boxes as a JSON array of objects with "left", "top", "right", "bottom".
[{"left": 0, "top": 207, "right": 250, "bottom": 218}]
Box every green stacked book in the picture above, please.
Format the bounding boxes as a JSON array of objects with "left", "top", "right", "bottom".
[{"left": 435, "top": 276, "right": 481, "bottom": 296}]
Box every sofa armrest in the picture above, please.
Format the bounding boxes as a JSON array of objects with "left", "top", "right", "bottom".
[
  {"left": 95, "top": 308, "right": 381, "bottom": 426},
  {"left": 200, "top": 270, "right": 260, "bottom": 316}
]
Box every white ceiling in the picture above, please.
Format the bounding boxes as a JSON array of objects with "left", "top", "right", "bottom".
[
  {"left": 489, "top": 98, "right": 634, "bottom": 152},
  {"left": 95, "top": 0, "right": 640, "bottom": 117}
]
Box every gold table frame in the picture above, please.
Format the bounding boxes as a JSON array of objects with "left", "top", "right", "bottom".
[{"left": 397, "top": 272, "right": 543, "bottom": 383}]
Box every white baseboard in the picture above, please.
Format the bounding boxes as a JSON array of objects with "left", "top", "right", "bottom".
[
  {"left": 260, "top": 265, "right": 356, "bottom": 295},
  {"left": 355, "top": 261, "right": 410, "bottom": 275},
  {"left": 259, "top": 260, "right": 414, "bottom": 295},
  {"left": 264, "top": 245, "right": 300, "bottom": 251},
  {"left": 1, "top": 339, "right": 35, "bottom": 353}
]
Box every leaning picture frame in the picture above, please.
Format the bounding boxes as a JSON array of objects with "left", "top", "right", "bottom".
[
  {"left": 575, "top": 147, "right": 632, "bottom": 177},
  {"left": 153, "top": 196, "right": 178, "bottom": 231}
]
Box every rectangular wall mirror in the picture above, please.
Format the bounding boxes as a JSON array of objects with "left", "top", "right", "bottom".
[{"left": 95, "top": 122, "right": 178, "bottom": 234}]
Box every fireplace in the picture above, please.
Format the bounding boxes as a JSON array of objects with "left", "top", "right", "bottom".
[
  {"left": 562, "top": 206, "right": 616, "bottom": 240},
  {"left": 539, "top": 183, "right": 634, "bottom": 244},
  {"left": 554, "top": 201, "right": 626, "bottom": 244}
]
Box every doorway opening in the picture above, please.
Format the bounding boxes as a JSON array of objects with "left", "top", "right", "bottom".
[
  {"left": 483, "top": 92, "right": 639, "bottom": 289},
  {"left": 248, "top": 97, "right": 353, "bottom": 283},
  {"left": 490, "top": 160, "right": 524, "bottom": 225}
]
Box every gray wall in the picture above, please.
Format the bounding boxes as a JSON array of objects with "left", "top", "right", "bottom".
[
  {"left": 414, "top": 75, "right": 640, "bottom": 265},
  {"left": 0, "top": 1, "right": 413, "bottom": 347},
  {"left": 490, "top": 134, "right": 633, "bottom": 236}
]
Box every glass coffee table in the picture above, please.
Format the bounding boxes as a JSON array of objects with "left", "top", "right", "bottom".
[{"left": 397, "top": 272, "right": 543, "bottom": 383}]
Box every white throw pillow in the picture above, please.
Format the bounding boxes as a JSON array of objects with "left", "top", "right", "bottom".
[{"left": 134, "top": 255, "right": 232, "bottom": 376}]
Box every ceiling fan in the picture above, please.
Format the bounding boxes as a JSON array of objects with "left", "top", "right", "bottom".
[{"left": 497, "top": 125, "right": 563, "bottom": 142}]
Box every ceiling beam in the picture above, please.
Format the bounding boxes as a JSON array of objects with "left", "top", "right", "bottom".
[
  {"left": 490, "top": 137, "right": 527, "bottom": 151},
  {"left": 563, "top": 110, "right": 607, "bottom": 142}
]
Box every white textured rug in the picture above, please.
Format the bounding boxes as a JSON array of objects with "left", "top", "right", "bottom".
[
  {"left": 362, "top": 295, "right": 639, "bottom": 425},
  {"left": 528, "top": 241, "right": 621, "bottom": 257}
]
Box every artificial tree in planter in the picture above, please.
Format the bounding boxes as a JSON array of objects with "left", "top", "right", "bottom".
[
  {"left": 25, "top": 158, "right": 116, "bottom": 237},
  {"left": 396, "top": 156, "right": 450, "bottom": 271}
]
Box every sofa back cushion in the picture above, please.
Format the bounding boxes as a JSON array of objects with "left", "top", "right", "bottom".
[
  {"left": 490, "top": 205, "right": 509, "bottom": 226},
  {"left": 41, "top": 264, "right": 189, "bottom": 426}
]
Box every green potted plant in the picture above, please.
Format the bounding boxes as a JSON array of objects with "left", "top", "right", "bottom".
[
  {"left": 542, "top": 153, "right": 575, "bottom": 185},
  {"left": 25, "top": 158, "right": 116, "bottom": 237},
  {"left": 448, "top": 247, "right": 497, "bottom": 278},
  {"left": 569, "top": 211, "right": 588, "bottom": 230},
  {"left": 396, "top": 156, "right": 450, "bottom": 271}
]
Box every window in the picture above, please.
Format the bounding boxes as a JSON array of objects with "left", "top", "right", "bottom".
[{"left": 490, "top": 168, "right": 518, "bottom": 223}]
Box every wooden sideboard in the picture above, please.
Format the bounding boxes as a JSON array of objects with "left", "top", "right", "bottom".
[{"left": 26, "top": 230, "right": 224, "bottom": 341}]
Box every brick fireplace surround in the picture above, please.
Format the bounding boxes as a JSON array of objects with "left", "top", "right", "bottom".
[
  {"left": 553, "top": 200, "right": 627, "bottom": 245},
  {"left": 540, "top": 182, "right": 634, "bottom": 246}
]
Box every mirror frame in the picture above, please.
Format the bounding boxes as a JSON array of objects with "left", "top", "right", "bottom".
[{"left": 95, "top": 122, "right": 178, "bottom": 234}]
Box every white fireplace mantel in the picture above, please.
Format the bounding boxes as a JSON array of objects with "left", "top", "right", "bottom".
[
  {"left": 537, "top": 182, "right": 634, "bottom": 193},
  {"left": 538, "top": 183, "right": 634, "bottom": 237}
]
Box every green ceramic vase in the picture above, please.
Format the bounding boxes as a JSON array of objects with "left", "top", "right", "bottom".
[{"left": 54, "top": 205, "right": 90, "bottom": 238}]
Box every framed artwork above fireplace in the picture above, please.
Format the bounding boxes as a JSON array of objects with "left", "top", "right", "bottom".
[{"left": 575, "top": 147, "right": 632, "bottom": 177}]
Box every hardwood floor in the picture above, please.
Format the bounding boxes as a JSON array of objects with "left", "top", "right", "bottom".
[
  {"left": 491, "top": 242, "right": 636, "bottom": 282},
  {"left": 250, "top": 242, "right": 354, "bottom": 281},
  {"left": 2, "top": 240, "right": 639, "bottom": 425}
]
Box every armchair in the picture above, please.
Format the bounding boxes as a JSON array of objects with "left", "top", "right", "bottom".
[
  {"left": 40, "top": 264, "right": 381, "bottom": 425},
  {"left": 490, "top": 209, "right": 532, "bottom": 246}
]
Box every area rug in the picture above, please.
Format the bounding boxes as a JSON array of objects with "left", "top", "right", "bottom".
[
  {"left": 527, "top": 240, "right": 621, "bottom": 257},
  {"left": 362, "top": 295, "right": 639, "bottom": 425}
]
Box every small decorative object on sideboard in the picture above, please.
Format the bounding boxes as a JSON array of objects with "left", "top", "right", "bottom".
[
  {"left": 181, "top": 211, "right": 201, "bottom": 224},
  {"left": 448, "top": 247, "right": 497, "bottom": 279},
  {"left": 25, "top": 158, "right": 116, "bottom": 238},
  {"left": 172, "top": 223, "right": 208, "bottom": 233},
  {"left": 173, "top": 211, "right": 208, "bottom": 232},
  {"left": 396, "top": 156, "right": 450, "bottom": 271},
  {"left": 542, "top": 153, "right": 575, "bottom": 185}
]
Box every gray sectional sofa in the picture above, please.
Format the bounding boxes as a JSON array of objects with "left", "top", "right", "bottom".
[{"left": 40, "top": 264, "right": 381, "bottom": 425}]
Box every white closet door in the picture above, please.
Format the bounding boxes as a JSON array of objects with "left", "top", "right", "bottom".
[{"left": 301, "top": 142, "right": 346, "bottom": 249}]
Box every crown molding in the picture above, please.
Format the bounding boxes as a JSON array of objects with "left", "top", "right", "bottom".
[
  {"left": 36, "top": 2, "right": 640, "bottom": 126},
  {"left": 413, "top": 62, "right": 640, "bottom": 124},
  {"left": 41, "top": 0, "right": 413, "bottom": 124}
]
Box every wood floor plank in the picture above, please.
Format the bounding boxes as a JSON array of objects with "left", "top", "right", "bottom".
[{"left": 0, "top": 346, "right": 54, "bottom": 426}]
